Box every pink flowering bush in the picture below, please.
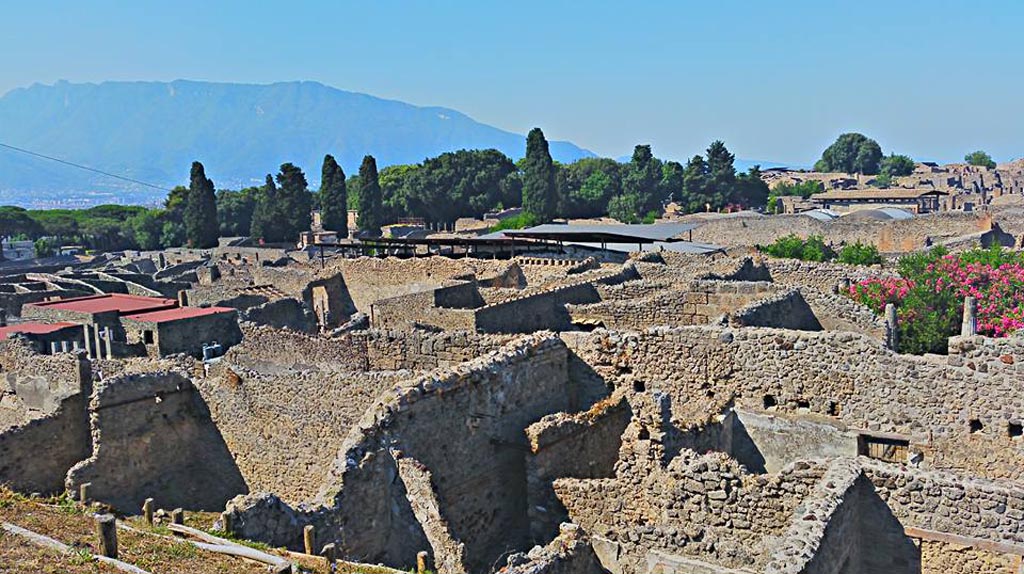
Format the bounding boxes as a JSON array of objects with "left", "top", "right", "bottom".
[{"left": 849, "top": 246, "right": 1024, "bottom": 354}]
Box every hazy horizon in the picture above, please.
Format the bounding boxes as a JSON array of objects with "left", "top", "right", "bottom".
[{"left": 1, "top": 0, "right": 1021, "bottom": 166}]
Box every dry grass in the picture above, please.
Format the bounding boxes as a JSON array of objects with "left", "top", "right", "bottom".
[{"left": 0, "top": 487, "right": 397, "bottom": 574}]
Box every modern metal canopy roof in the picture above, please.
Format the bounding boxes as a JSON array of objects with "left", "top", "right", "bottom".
[{"left": 501, "top": 222, "right": 699, "bottom": 243}]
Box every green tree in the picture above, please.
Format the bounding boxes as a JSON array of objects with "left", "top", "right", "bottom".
[
  {"left": 250, "top": 175, "right": 280, "bottom": 243},
  {"left": 659, "top": 161, "right": 685, "bottom": 205},
  {"left": 681, "top": 155, "right": 709, "bottom": 212},
  {"left": 622, "top": 145, "right": 664, "bottom": 214},
  {"left": 128, "top": 209, "right": 168, "bottom": 250},
  {"left": 0, "top": 206, "right": 41, "bottom": 260},
  {"left": 183, "top": 161, "right": 219, "bottom": 248},
  {"left": 275, "top": 163, "right": 313, "bottom": 243},
  {"left": 817, "top": 133, "right": 883, "bottom": 175},
  {"left": 357, "top": 155, "right": 384, "bottom": 235},
  {"left": 558, "top": 157, "right": 621, "bottom": 219},
  {"left": 216, "top": 187, "right": 258, "bottom": 237},
  {"left": 733, "top": 166, "right": 770, "bottom": 208},
  {"left": 608, "top": 193, "right": 642, "bottom": 223},
  {"left": 522, "top": 128, "right": 558, "bottom": 222},
  {"left": 880, "top": 153, "right": 915, "bottom": 177},
  {"left": 964, "top": 150, "right": 996, "bottom": 169},
  {"left": 319, "top": 154, "right": 348, "bottom": 236},
  {"left": 705, "top": 140, "right": 737, "bottom": 207}
]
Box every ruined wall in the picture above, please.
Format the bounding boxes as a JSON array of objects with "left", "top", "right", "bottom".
[
  {"left": 765, "top": 258, "right": 896, "bottom": 293},
  {"left": 726, "top": 410, "right": 858, "bottom": 475},
  {"left": 371, "top": 285, "right": 478, "bottom": 331},
  {"left": 568, "top": 281, "right": 784, "bottom": 331},
  {"left": 796, "top": 287, "right": 886, "bottom": 340},
  {"left": 690, "top": 211, "right": 992, "bottom": 252},
  {"left": 501, "top": 523, "right": 604, "bottom": 574},
  {"left": 0, "top": 393, "right": 89, "bottom": 494},
  {"left": 65, "top": 371, "right": 247, "bottom": 513},
  {"left": 563, "top": 327, "right": 1024, "bottom": 481},
  {"left": 475, "top": 282, "right": 602, "bottom": 333},
  {"left": 197, "top": 365, "right": 409, "bottom": 503},
  {"left": 231, "top": 335, "right": 576, "bottom": 573},
  {"left": 230, "top": 324, "right": 514, "bottom": 373},
  {"left": 525, "top": 396, "right": 631, "bottom": 544},
  {"left": 241, "top": 298, "right": 316, "bottom": 333},
  {"left": 726, "top": 289, "right": 822, "bottom": 331},
  {"left": 554, "top": 452, "right": 828, "bottom": 573}
]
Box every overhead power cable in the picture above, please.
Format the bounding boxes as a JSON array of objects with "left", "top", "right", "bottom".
[{"left": 0, "top": 141, "right": 173, "bottom": 192}]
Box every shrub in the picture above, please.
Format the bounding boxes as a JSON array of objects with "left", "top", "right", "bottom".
[
  {"left": 761, "top": 234, "right": 835, "bottom": 261},
  {"left": 838, "top": 241, "right": 882, "bottom": 265},
  {"left": 490, "top": 212, "right": 538, "bottom": 232},
  {"left": 849, "top": 247, "right": 1024, "bottom": 354}
]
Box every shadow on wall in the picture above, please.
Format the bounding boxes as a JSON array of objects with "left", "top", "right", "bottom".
[{"left": 65, "top": 374, "right": 249, "bottom": 513}]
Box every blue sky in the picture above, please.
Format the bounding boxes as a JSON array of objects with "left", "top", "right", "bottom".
[{"left": 1, "top": 0, "right": 1020, "bottom": 165}]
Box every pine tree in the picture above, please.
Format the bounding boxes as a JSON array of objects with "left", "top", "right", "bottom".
[
  {"left": 705, "top": 141, "right": 737, "bottom": 209},
  {"left": 319, "top": 155, "right": 348, "bottom": 237},
  {"left": 357, "top": 155, "right": 383, "bottom": 235},
  {"left": 250, "top": 174, "right": 278, "bottom": 243},
  {"left": 522, "top": 128, "right": 557, "bottom": 223},
  {"left": 622, "top": 144, "right": 663, "bottom": 215},
  {"left": 183, "top": 161, "right": 219, "bottom": 248}
]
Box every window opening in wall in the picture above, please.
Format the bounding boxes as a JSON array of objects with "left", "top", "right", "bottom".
[
  {"left": 638, "top": 427, "right": 650, "bottom": 440},
  {"left": 143, "top": 330, "right": 154, "bottom": 345},
  {"left": 827, "top": 401, "right": 840, "bottom": 417},
  {"left": 763, "top": 395, "right": 777, "bottom": 409},
  {"left": 969, "top": 419, "right": 984, "bottom": 433},
  {"left": 857, "top": 434, "right": 910, "bottom": 463},
  {"left": 796, "top": 399, "right": 811, "bottom": 410},
  {"left": 633, "top": 380, "right": 646, "bottom": 393},
  {"left": 1008, "top": 422, "right": 1022, "bottom": 438}
]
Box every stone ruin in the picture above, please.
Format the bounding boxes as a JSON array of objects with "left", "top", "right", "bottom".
[{"left": 2, "top": 250, "right": 1024, "bottom": 574}]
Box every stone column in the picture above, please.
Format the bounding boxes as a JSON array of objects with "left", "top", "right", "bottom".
[
  {"left": 0, "top": 308, "right": 6, "bottom": 327},
  {"left": 885, "top": 303, "right": 899, "bottom": 351},
  {"left": 961, "top": 296, "right": 977, "bottom": 336},
  {"left": 83, "top": 325, "right": 94, "bottom": 358}
]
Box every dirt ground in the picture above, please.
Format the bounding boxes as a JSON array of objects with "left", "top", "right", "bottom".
[{"left": 0, "top": 488, "right": 397, "bottom": 574}]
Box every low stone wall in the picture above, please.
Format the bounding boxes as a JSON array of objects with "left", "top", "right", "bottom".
[
  {"left": 66, "top": 371, "right": 247, "bottom": 513},
  {"left": 796, "top": 286, "right": 886, "bottom": 340},
  {"left": 765, "top": 258, "right": 896, "bottom": 293},
  {"left": 501, "top": 523, "right": 604, "bottom": 574},
  {"left": 0, "top": 392, "right": 89, "bottom": 494},
  {"left": 240, "top": 298, "right": 316, "bottom": 333},
  {"left": 727, "top": 288, "right": 821, "bottom": 331}
]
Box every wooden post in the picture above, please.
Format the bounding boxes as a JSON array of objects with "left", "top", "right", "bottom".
[
  {"left": 303, "top": 524, "right": 316, "bottom": 555},
  {"left": 417, "top": 550, "right": 429, "bottom": 574},
  {"left": 961, "top": 296, "right": 978, "bottom": 336},
  {"left": 170, "top": 508, "right": 184, "bottom": 525},
  {"left": 94, "top": 514, "right": 118, "bottom": 558},
  {"left": 321, "top": 543, "right": 337, "bottom": 570},
  {"left": 142, "top": 498, "right": 154, "bottom": 525},
  {"left": 79, "top": 482, "right": 91, "bottom": 504},
  {"left": 884, "top": 303, "right": 898, "bottom": 351},
  {"left": 220, "top": 511, "right": 233, "bottom": 535}
]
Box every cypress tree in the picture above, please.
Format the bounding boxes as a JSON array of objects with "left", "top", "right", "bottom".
[
  {"left": 275, "top": 162, "right": 312, "bottom": 243},
  {"left": 319, "top": 154, "right": 348, "bottom": 237},
  {"left": 522, "top": 128, "right": 557, "bottom": 223},
  {"left": 183, "top": 161, "right": 219, "bottom": 248},
  {"left": 250, "top": 174, "right": 278, "bottom": 243},
  {"left": 357, "top": 155, "right": 383, "bottom": 236}
]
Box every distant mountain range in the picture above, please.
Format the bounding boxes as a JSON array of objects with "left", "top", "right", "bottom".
[{"left": 0, "top": 80, "right": 595, "bottom": 207}]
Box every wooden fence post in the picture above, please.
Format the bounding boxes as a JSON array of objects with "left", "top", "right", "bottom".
[
  {"left": 171, "top": 508, "right": 184, "bottom": 525},
  {"left": 79, "top": 482, "right": 91, "bottom": 504},
  {"left": 417, "top": 550, "right": 429, "bottom": 574}
]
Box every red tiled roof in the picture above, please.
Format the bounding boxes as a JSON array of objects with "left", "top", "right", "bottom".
[
  {"left": 26, "top": 293, "right": 178, "bottom": 315},
  {"left": 0, "top": 322, "right": 79, "bottom": 340},
  {"left": 122, "top": 306, "right": 236, "bottom": 324}
]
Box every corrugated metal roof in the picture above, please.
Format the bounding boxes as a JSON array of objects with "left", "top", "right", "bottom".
[
  {"left": 504, "top": 222, "right": 699, "bottom": 243},
  {"left": 566, "top": 241, "right": 724, "bottom": 254}
]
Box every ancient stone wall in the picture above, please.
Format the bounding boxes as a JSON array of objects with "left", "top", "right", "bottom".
[
  {"left": 765, "top": 258, "right": 896, "bottom": 293},
  {"left": 563, "top": 327, "right": 1024, "bottom": 480},
  {"left": 0, "top": 392, "right": 89, "bottom": 494},
  {"left": 525, "top": 396, "right": 631, "bottom": 544},
  {"left": 65, "top": 371, "right": 247, "bottom": 513},
  {"left": 690, "top": 212, "right": 993, "bottom": 252},
  {"left": 230, "top": 335, "right": 577, "bottom": 573},
  {"left": 196, "top": 364, "right": 409, "bottom": 503},
  {"left": 240, "top": 298, "right": 316, "bottom": 333},
  {"left": 726, "top": 288, "right": 821, "bottom": 331},
  {"left": 501, "top": 523, "right": 604, "bottom": 574}
]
